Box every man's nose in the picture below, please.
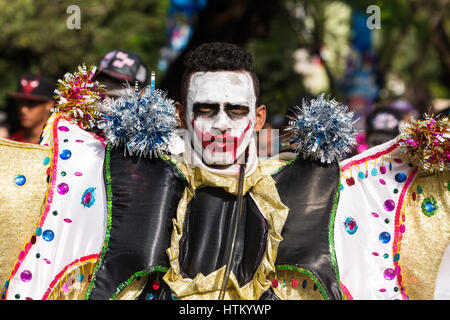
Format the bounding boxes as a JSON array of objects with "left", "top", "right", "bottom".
[{"left": 212, "top": 110, "right": 230, "bottom": 132}]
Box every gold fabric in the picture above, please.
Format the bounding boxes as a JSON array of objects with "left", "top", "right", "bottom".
[
  {"left": 163, "top": 158, "right": 291, "bottom": 300},
  {"left": 401, "top": 171, "right": 450, "bottom": 299},
  {"left": 0, "top": 138, "right": 51, "bottom": 292},
  {"left": 115, "top": 274, "right": 150, "bottom": 300},
  {"left": 49, "top": 260, "right": 98, "bottom": 300},
  {"left": 268, "top": 270, "right": 324, "bottom": 300}
]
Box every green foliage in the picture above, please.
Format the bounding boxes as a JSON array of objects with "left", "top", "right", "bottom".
[
  {"left": 0, "top": 0, "right": 169, "bottom": 109},
  {"left": 247, "top": 5, "right": 307, "bottom": 117}
]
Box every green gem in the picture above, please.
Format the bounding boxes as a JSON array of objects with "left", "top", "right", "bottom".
[
  {"left": 383, "top": 253, "right": 389, "bottom": 259},
  {"left": 417, "top": 185, "right": 422, "bottom": 194},
  {"left": 421, "top": 198, "right": 438, "bottom": 217},
  {"left": 394, "top": 253, "right": 400, "bottom": 262},
  {"left": 63, "top": 139, "right": 69, "bottom": 143},
  {"left": 15, "top": 294, "right": 20, "bottom": 299},
  {"left": 385, "top": 218, "right": 390, "bottom": 224},
  {"left": 394, "top": 287, "right": 399, "bottom": 292},
  {"left": 61, "top": 171, "right": 66, "bottom": 176},
  {"left": 52, "top": 210, "right": 58, "bottom": 216},
  {"left": 36, "top": 253, "right": 40, "bottom": 258},
  {"left": 393, "top": 188, "right": 398, "bottom": 194},
  {"left": 447, "top": 181, "right": 450, "bottom": 192}
]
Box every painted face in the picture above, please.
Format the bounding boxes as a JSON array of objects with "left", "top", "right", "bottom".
[{"left": 186, "top": 71, "right": 257, "bottom": 166}]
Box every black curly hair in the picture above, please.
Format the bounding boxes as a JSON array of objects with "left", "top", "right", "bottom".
[{"left": 180, "top": 42, "right": 260, "bottom": 106}]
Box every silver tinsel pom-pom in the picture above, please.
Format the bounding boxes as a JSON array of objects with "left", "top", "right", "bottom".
[
  {"left": 284, "top": 93, "right": 357, "bottom": 163},
  {"left": 98, "top": 84, "right": 178, "bottom": 158}
]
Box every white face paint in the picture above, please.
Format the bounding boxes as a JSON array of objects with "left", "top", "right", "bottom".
[{"left": 186, "top": 71, "right": 257, "bottom": 166}]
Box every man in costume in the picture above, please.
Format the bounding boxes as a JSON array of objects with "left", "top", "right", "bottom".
[
  {"left": 0, "top": 42, "right": 448, "bottom": 300},
  {"left": 2, "top": 42, "right": 342, "bottom": 300}
]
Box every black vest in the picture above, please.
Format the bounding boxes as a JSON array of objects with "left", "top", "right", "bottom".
[{"left": 88, "top": 147, "right": 341, "bottom": 300}]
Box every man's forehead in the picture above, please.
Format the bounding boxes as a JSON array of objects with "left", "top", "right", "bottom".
[{"left": 187, "top": 71, "right": 256, "bottom": 105}]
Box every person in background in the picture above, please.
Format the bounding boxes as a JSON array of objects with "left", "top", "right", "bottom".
[
  {"left": 8, "top": 73, "right": 55, "bottom": 144},
  {"left": 365, "top": 106, "right": 402, "bottom": 149},
  {"left": 95, "top": 49, "right": 149, "bottom": 99},
  {"left": 0, "top": 111, "right": 9, "bottom": 138}
]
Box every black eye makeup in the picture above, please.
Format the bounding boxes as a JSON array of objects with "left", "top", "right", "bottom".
[
  {"left": 193, "top": 103, "right": 220, "bottom": 118},
  {"left": 225, "top": 104, "right": 249, "bottom": 119}
]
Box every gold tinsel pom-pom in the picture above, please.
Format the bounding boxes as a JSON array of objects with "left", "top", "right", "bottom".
[
  {"left": 399, "top": 114, "right": 449, "bottom": 174},
  {"left": 52, "top": 64, "right": 105, "bottom": 129}
]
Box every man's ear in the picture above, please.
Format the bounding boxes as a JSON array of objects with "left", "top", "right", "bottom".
[
  {"left": 254, "top": 104, "right": 266, "bottom": 132},
  {"left": 175, "top": 101, "right": 187, "bottom": 129}
]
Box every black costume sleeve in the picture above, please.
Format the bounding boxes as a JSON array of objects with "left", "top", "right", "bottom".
[
  {"left": 272, "top": 155, "right": 342, "bottom": 300},
  {"left": 87, "top": 146, "right": 186, "bottom": 300}
]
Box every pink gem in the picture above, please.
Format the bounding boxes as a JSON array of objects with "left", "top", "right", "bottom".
[
  {"left": 74, "top": 172, "right": 83, "bottom": 176},
  {"left": 399, "top": 225, "right": 405, "bottom": 233},
  {"left": 372, "top": 252, "right": 379, "bottom": 256},
  {"left": 64, "top": 218, "right": 72, "bottom": 223},
  {"left": 18, "top": 251, "right": 25, "bottom": 261},
  {"left": 371, "top": 212, "right": 379, "bottom": 218},
  {"left": 380, "top": 166, "right": 386, "bottom": 174},
  {"left": 292, "top": 278, "right": 298, "bottom": 288},
  {"left": 379, "top": 179, "right": 386, "bottom": 185},
  {"left": 43, "top": 259, "right": 51, "bottom": 264},
  {"left": 395, "top": 265, "right": 401, "bottom": 274},
  {"left": 20, "top": 270, "right": 32, "bottom": 282},
  {"left": 379, "top": 288, "right": 386, "bottom": 292},
  {"left": 272, "top": 279, "right": 279, "bottom": 288},
  {"left": 75, "top": 140, "right": 84, "bottom": 143},
  {"left": 63, "top": 283, "right": 69, "bottom": 292},
  {"left": 152, "top": 279, "right": 160, "bottom": 291},
  {"left": 84, "top": 192, "right": 92, "bottom": 204},
  {"left": 57, "top": 183, "right": 69, "bottom": 195},
  {"left": 383, "top": 268, "right": 396, "bottom": 280},
  {"left": 58, "top": 126, "right": 69, "bottom": 132}
]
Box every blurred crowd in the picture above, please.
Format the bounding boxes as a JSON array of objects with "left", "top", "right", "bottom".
[{"left": 1, "top": 49, "right": 448, "bottom": 160}]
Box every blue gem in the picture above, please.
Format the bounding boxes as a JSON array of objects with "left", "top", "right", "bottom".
[
  {"left": 43, "top": 157, "right": 50, "bottom": 165},
  {"left": 42, "top": 229, "right": 55, "bottom": 242},
  {"left": 395, "top": 173, "right": 407, "bottom": 183},
  {"left": 36, "top": 227, "right": 42, "bottom": 236},
  {"left": 358, "top": 171, "right": 365, "bottom": 179},
  {"left": 146, "top": 293, "right": 155, "bottom": 300},
  {"left": 4, "top": 281, "right": 9, "bottom": 289},
  {"left": 81, "top": 187, "right": 96, "bottom": 208},
  {"left": 379, "top": 232, "right": 391, "bottom": 244},
  {"left": 14, "top": 174, "right": 26, "bottom": 186},
  {"left": 371, "top": 168, "right": 378, "bottom": 176},
  {"left": 78, "top": 274, "right": 84, "bottom": 282},
  {"left": 302, "top": 280, "right": 307, "bottom": 289},
  {"left": 59, "top": 149, "right": 72, "bottom": 160},
  {"left": 425, "top": 202, "right": 435, "bottom": 212},
  {"left": 340, "top": 184, "right": 344, "bottom": 191}
]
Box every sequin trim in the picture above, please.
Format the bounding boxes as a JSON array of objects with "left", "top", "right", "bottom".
[
  {"left": 275, "top": 264, "right": 329, "bottom": 300},
  {"left": 328, "top": 171, "right": 342, "bottom": 293},
  {"left": 340, "top": 283, "right": 353, "bottom": 300},
  {"left": 341, "top": 141, "right": 400, "bottom": 172},
  {"left": 392, "top": 167, "right": 417, "bottom": 300},
  {"left": 109, "top": 266, "right": 169, "bottom": 300},
  {"left": 42, "top": 254, "right": 99, "bottom": 300},
  {"left": 84, "top": 143, "right": 113, "bottom": 299}
]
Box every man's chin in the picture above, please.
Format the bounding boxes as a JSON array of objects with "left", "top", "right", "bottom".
[{"left": 201, "top": 151, "right": 239, "bottom": 167}]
